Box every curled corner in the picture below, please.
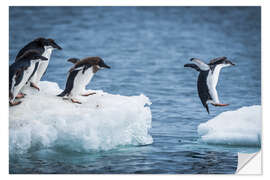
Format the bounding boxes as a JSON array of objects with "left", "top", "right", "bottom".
[{"left": 236, "top": 151, "right": 262, "bottom": 174}]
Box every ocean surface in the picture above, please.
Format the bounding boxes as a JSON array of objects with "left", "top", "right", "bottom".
[{"left": 9, "top": 7, "right": 261, "bottom": 174}]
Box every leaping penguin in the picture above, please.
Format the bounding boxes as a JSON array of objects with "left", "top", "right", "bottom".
[
  {"left": 9, "top": 50, "right": 48, "bottom": 106},
  {"left": 15, "top": 37, "right": 62, "bottom": 91},
  {"left": 184, "top": 57, "right": 235, "bottom": 113},
  {"left": 57, "top": 57, "right": 110, "bottom": 104}
]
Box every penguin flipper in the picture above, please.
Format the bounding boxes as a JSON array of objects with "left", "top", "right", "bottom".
[
  {"left": 67, "top": 58, "right": 80, "bottom": 64},
  {"left": 184, "top": 64, "right": 200, "bottom": 72},
  {"left": 9, "top": 60, "right": 30, "bottom": 88},
  {"left": 204, "top": 104, "right": 210, "bottom": 114},
  {"left": 197, "top": 71, "right": 212, "bottom": 114},
  {"left": 57, "top": 91, "right": 67, "bottom": 97},
  {"left": 58, "top": 70, "right": 80, "bottom": 97}
]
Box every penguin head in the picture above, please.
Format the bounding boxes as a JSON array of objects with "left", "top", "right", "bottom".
[
  {"left": 218, "top": 59, "right": 235, "bottom": 68},
  {"left": 224, "top": 59, "right": 235, "bottom": 66},
  {"left": 208, "top": 57, "right": 235, "bottom": 67},
  {"left": 34, "top": 37, "right": 62, "bottom": 50},
  {"left": 18, "top": 50, "right": 48, "bottom": 61},
  {"left": 81, "top": 57, "right": 110, "bottom": 69},
  {"left": 97, "top": 58, "right": 111, "bottom": 69},
  {"left": 45, "top": 38, "right": 62, "bottom": 50},
  {"left": 71, "top": 57, "right": 110, "bottom": 73},
  {"left": 90, "top": 57, "right": 110, "bottom": 73}
]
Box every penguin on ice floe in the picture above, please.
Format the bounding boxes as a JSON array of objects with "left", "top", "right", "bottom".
[
  {"left": 15, "top": 37, "right": 62, "bottom": 91},
  {"left": 9, "top": 50, "right": 48, "bottom": 106},
  {"left": 184, "top": 57, "right": 235, "bottom": 113},
  {"left": 57, "top": 57, "right": 110, "bottom": 104}
]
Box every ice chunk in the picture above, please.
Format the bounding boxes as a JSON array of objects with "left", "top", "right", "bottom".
[
  {"left": 197, "top": 106, "right": 261, "bottom": 147},
  {"left": 9, "top": 81, "right": 153, "bottom": 154}
]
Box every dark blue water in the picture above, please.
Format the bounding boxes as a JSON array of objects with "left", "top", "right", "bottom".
[{"left": 9, "top": 7, "right": 261, "bottom": 174}]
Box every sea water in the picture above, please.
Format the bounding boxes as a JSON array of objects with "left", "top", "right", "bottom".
[{"left": 9, "top": 7, "right": 261, "bottom": 174}]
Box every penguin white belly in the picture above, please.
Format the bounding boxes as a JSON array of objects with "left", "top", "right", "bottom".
[
  {"left": 211, "top": 65, "right": 223, "bottom": 88},
  {"left": 208, "top": 64, "right": 227, "bottom": 104},
  {"left": 11, "top": 61, "right": 36, "bottom": 101},
  {"left": 70, "top": 67, "right": 94, "bottom": 98},
  {"left": 207, "top": 71, "right": 220, "bottom": 104},
  {"left": 30, "top": 48, "right": 53, "bottom": 84}
]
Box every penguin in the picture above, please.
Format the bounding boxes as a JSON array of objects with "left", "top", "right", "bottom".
[
  {"left": 9, "top": 50, "right": 48, "bottom": 106},
  {"left": 57, "top": 57, "right": 111, "bottom": 104},
  {"left": 15, "top": 37, "right": 62, "bottom": 91},
  {"left": 184, "top": 57, "right": 235, "bottom": 113}
]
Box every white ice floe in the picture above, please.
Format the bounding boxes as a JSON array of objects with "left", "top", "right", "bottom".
[
  {"left": 197, "top": 105, "right": 261, "bottom": 147},
  {"left": 9, "top": 81, "right": 153, "bottom": 154}
]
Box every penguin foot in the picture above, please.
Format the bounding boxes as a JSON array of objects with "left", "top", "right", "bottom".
[
  {"left": 71, "top": 99, "right": 82, "bottom": 104},
  {"left": 9, "top": 101, "right": 22, "bottom": 106},
  {"left": 16, "top": 93, "right": 26, "bottom": 99},
  {"left": 211, "top": 103, "right": 229, "bottom": 107},
  {"left": 30, "top": 82, "right": 40, "bottom": 91},
  {"left": 82, "top": 92, "right": 96, "bottom": 96}
]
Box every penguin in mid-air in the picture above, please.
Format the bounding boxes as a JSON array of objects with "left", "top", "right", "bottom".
[
  {"left": 57, "top": 57, "right": 111, "bottom": 104},
  {"left": 184, "top": 57, "right": 235, "bottom": 113},
  {"left": 9, "top": 50, "right": 48, "bottom": 106},
  {"left": 15, "top": 37, "right": 62, "bottom": 91}
]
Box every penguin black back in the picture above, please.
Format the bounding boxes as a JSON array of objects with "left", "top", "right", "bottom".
[
  {"left": 10, "top": 49, "right": 41, "bottom": 72},
  {"left": 57, "top": 70, "right": 80, "bottom": 97},
  {"left": 197, "top": 70, "right": 211, "bottom": 114},
  {"left": 15, "top": 38, "right": 46, "bottom": 61}
]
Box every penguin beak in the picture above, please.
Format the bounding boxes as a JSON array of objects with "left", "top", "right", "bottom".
[
  {"left": 226, "top": 60, "right": 235, "bottom": 66},
  {"left": 102, "top": 64, "right": 111, "bottom": 69},
  {"left": 52, "top": 42, "right": 62, "bottom": 50},
  {"left": 100, "top": 62, "right": 111, "bottom": 69}
]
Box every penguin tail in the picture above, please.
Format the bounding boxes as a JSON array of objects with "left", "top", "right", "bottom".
[
  {"left": 184, "top": 63, "right": 200, "bottom": 72},
  {"left": 205, "top": 104, "right": 210, "bottom": 114},
  {"left": 57, "top": 90, "right": 67, "bottom": 97}
]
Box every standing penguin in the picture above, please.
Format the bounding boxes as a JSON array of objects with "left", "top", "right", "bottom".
[
  {"left": 58, "top": 57, "right": 111, "bottom": 104},
  {"left": 9, "top": 50, "right": 48, "bottom": 106},
  {"left": 184, "top": 57, "right": 235, "bottom": 113},
  {"left": 15, "top": 37, "right": 62, "bottom": 91}
]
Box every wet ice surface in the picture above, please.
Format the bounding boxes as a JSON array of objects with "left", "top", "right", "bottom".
[
  {"left": 198, "top": 106, "right": 261, "bottom": 146},
  {"left": 9, "top": 7, "right": 261, "bottom": 174},
  {"left": 10, "top": 81, "right": 153, "bottom": 154}
]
